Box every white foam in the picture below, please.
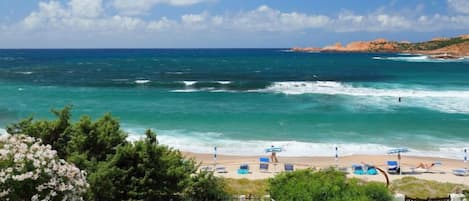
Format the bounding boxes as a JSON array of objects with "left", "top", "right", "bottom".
[
  {"left": 15, "top": 71, "right": 33, "bottom": 75},
  {"left": 255, "top": 81, "right": 469, "bottom": 113},
  {"left": 260, "top": 81, "right": 469, "bottom": 98},
  {"left": 216, "top": 81, "right": 231, "bottom": 85},
  {"left": 0, "top": 128, "right": 7, "bottom": 135},
  {"left": 171, "top": 89, "right": 200, "bottom": 93},
  {"left": 374, "top": 55, "right": 468, "bottom": 63},
  {"left": 181, "top": 81, "right": 197, "bottom": 86},
  {"left": 135, "top": 79, "right": 151, "bottom": 84},
  {"left": 123, "top": 129, "right": 469, "bottom": 159}
]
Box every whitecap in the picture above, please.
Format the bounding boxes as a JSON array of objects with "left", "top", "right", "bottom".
[
  {"left": 135, "top": 79, "right": 151, "bottom": 84},
  {"left": 216, "top": 81, "right": 231, "bottom": 85},
  {"left": 374, "top": 55, "right": 467, "bottom": 63},
  {"left": 254, "top": 81, "right": 469, "bottom": 114},
  {"left": 15, "top": 71, "right": 33, "bottom": 75},
  {"left": 181, "top": 81, "right": 197, "bottom": 86},
  {"left": 171, "top": 89, "right": 200, "bottom": 93}
]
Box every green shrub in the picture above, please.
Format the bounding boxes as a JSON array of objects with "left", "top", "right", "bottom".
[
  {"left": 391, "top": 176, "right": 467, "bottom": 198},
  {"left": 184, "top": 171, "right": 229, "bottom": 201},
  {"left": 88, "top": 130, "right": 198, "bottom": 201},
  {"left": 268, "top": 168, "right": 392, "bottom": 201},
  {"left": 224, "top": 178, "right": 269, "bottom": 198}
]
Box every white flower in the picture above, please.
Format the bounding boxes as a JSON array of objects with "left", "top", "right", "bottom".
[{"left": 0, "top": 134, "right": 88, "bottom": 200}]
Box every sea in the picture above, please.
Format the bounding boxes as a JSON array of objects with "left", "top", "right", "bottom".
[{"left": 1, "top": 49, "right": 468, "bottom": 159}]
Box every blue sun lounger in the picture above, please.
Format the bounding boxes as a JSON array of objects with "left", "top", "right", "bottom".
[
  {"left": 352, "top": 164, "right": 365, "bottom": 175},
  {"left": 387, "top": 161, "right": 399, "bottom": 174},
  {"left": 284, "top": 164, "right": 294, "bottom": 172},
  {"left": 237, "top": 164, "right": 250, "bottom": 174},
  {"left": 259, "top": 157, "right": 269, "bottom": 172}
]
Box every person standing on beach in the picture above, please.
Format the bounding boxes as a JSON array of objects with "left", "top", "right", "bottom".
[{"left": 270, "top": 145, "right": 279, "bottom": 163}]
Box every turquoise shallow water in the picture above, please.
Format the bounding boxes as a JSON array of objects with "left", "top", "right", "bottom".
[{"left": 0, "top": 49, "right": 468, "bottom": 157}]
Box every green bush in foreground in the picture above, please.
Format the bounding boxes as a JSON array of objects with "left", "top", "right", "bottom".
[
  {"left": 269, "top": 168, "right": 393, "bottom": 201},
  {"left": 6, "top": 107, "right": 230, "bottom": 201},
  {"left": 89, "top": 130, "right": 198, "bottom": 201},
  {"left": 391, "top": 176, "right": 466, "bottom": 198},
  {"left": 184, "top": 171, "right": 229, "bottom": 201}
]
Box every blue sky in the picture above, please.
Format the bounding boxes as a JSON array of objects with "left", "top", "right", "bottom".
[{"left": 0, "top": 0, "right": 468, "bottom": 48}]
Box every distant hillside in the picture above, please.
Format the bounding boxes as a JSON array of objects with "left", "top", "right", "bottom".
[
  {"left": 292, "top": 34, "right": 469, "bottom": 57},
  {"left": 397, "top": 35, "right": 469, "bottom": 52}
]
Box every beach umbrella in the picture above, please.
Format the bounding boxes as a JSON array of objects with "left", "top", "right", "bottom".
[
  {"left": 335, "top": 145, "right": 339, "bottom": 167},
  {"left": 213, "top": 146, "right": 217, "bottom": 166},
  {"left": 387, "top": 148, "right": 409, "bottom": 175},
  {"left": 265, "top": 146, "right": 282, "bottom": 153},
  {"left": 464, "top": 148, "right": 467, "bottom": 164}
]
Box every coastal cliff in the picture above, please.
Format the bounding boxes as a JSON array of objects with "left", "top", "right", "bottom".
[{"left": 292, "top": 34, "right": 469, "bottom": 57}]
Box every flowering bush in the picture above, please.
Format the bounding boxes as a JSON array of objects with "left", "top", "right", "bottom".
[{"left": 0, "top": 134, "right": 88, "bottom": 201}]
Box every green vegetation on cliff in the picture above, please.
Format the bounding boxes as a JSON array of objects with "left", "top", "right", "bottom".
[{"left": 397, "top": 36, "right": 469, "bottom": 51}]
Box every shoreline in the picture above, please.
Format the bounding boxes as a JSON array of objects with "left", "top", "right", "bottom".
[{"left": 184, "top": 152, "right": 469, "bottom": 185}]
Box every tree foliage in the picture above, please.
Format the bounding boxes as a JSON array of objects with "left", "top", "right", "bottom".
[
  {"left": 6, "top": 107, "right": 230, "bottom": 201},
  {"left": 184, "top": 171, "right": 229, "bottom": 201},
  {"left": 6, "top": 106, "right": 73, "bottom": 158},
  {"left": 66, "top": 114, "right": 127, "bottom": 171},
  {"left": 88, "top": 130, "right": 198, "bottom": 201},
  {"left": 268, "top": 168, "right": 393, "bottom": 201}
]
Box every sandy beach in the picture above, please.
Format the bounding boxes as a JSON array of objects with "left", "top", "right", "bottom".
[{"left": 184, "top": 152, "right": 469, "bottom": 185}]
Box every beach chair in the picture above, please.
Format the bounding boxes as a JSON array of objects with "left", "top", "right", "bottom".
[
  {"left": 366, "top": 165, "right": 378, "bottom": 175},
  {"left": 215, "top": 165, "right": 228, "bottom": 173},
  {"left": 452, "top": 168, "right": 469, "bottom": 176},
  {"left": 237, "top": 164, "right": 250, "bottom": 175},
  {"left": 259, "top": 163, "right": 269, "bottom": 172},
  {"left": 387, "top": 161, "right": 400, "bottom": 174},
  {"left": 200, "top": 166, "right": 213, "bottom": 172},
  {"left": 259, "top": 157, "right": 269, "bottom": 163},
  {"left": 259, "top": 157, "right": 269, "bottom": 172},
  {"left": 284, "top": 164, "right": 294, "bottom": 172},
  {"left": 352, "top": 164, "right": 365, "bottom": 175}
]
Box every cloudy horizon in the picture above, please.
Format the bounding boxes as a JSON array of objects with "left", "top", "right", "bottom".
[{"left": 0, "top": 0, "right": 468, "bottom": 48}]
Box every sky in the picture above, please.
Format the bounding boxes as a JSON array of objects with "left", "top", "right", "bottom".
[{"left": 0, "top": 0, "right": 468, "bottom": 48}]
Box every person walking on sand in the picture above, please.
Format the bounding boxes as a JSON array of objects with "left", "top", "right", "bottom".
[{"left": 270, "top": 145, "right": 279, "bottom": 163}]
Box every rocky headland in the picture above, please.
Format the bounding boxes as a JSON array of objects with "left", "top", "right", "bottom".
[{"left": 292, "top": 34, "right": 469, "bottom": 58}]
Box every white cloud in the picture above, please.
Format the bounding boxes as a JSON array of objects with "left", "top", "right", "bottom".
[
  {"left": 1, "top": 1, "right": 469, "bottom": 48},
  {"left": 112, "top": 0, "right": 211, "bottom": 16},
  {"left": 69, "top": 0, "right": 103, "bottom": 18},
  {"left": 181, "top": 13, "right": 206, "bottom": 24},
  {"left": 448, "top": 0, "right": 469, "bottom": 14},
  {"left": 19, "top": 0, "right": 145, "bottom": 32},
  {"left": 13, "top": 1, "right": 469, "bottom": 34},
  {"left": 229, "top": 5, "right": 330, "bottom": 32},
  {"left": 147, "top": 17, "right": 176, "bottom": 31}
]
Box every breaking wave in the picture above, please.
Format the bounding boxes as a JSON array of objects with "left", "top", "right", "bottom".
[
  {"left": 373, "top": 55, "right": 468, "bottom": 63},
  {"left": 125, "top": 128, "right": 468, "bottom": 159}
]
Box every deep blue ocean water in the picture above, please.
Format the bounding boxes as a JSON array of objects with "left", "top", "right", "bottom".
[{"left": 1, "top": 49, "right": 468, "bottom": 157}]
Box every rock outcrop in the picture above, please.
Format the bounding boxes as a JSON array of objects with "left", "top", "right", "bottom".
[{"left": 291, "top": 34, "right": 469, "bottom": 57}]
